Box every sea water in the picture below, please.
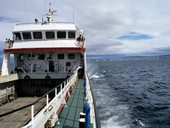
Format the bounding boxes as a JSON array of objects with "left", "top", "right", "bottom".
[{"left": 88, "top": 58, "right": 170, "bottom": 128}]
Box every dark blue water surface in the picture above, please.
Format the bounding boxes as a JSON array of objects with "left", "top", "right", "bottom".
[{"left": 87, "top": 59, "right": 170, "bottom": 128}]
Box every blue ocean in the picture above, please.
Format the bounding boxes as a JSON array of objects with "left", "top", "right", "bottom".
[{"left": 88, "top": 58, "right": 170, "bottom": 128}]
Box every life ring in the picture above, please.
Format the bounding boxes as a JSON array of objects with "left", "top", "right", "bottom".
[
  {"left": 24, "top": 75, "right": 30, "bottom": 79},
  {"left": 45, "top": 76, "right": 51, "bottom": 79}
]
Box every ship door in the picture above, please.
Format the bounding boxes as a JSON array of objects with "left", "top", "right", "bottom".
[
  {"left": 49, "top": 61, "right": 54, "bottom": 72},
  {"left": 54, "top": 60, "right": 58, "bottom": 72}
]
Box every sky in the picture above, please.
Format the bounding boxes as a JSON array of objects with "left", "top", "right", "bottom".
[{"left": 0, "top": 0, "right": 170, "bottom": 56}]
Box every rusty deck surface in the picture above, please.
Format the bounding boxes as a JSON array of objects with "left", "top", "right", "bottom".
[{"left": 0, "top": 97, "right": 46, "bottom": 128}]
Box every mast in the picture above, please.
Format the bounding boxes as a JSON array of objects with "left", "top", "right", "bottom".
[{"left": 46, "top": 3, "right": 56, "bottom": 23}]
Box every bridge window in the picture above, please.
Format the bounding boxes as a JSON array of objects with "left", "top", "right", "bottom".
[
  {"left": 57, "top": 31, "right": 66, "bottom": 39},
  {"left": 68, "top": 54, "right": 75, "bottom": 59},
  {"left": 38, "top": 54, "right": 45, "bottom": 60},
  {"left": 22, "top": 32, "right": 31, "bottom": 40},
  {"left": 68, "top": 31, "right": 75, "bottom": 39},
  {"left": 14, "top": 33, "right": 21, "bottom": 40},
  {"left": 33, "top": 32, "right": 42, "bottom": 39},
  {"left": 46, "top": 31, "right": 55, "bottom": 39},
  {"left": 58, "top": 54, "right": 64, "bottom": 59}
]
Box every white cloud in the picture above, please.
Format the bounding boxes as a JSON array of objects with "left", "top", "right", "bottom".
[{"left": 0, "top": 0, "right": 170, "bottom": 55}]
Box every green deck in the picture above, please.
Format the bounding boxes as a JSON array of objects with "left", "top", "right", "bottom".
[{"left": 55, "top": 79, "right": 86, "bottom": 128}]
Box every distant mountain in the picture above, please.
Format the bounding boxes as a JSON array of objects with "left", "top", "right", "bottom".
[
  {"left": 87, "top": 54, "right": 170, "bottom": 60},
  {"left": 157, "top": 55, "right": 170, "bottom": 59},
  {"left": 87, "top": 54, "right": 128, "bottom": 59}
]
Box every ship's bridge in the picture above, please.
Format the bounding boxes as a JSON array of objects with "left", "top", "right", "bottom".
[{"left": 10, "top": 22, "right": 82, "bottom": 49}]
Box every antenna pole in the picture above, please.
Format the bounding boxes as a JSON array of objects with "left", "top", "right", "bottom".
[
  {"left": 45, "top": 0, "right": 47, "bottom": 14},
  {"left": 73, "top": 12, "right": 75, "bottom": 23},
  {"left": 49, "top": 2, "right": 51, "bottom": 10}
]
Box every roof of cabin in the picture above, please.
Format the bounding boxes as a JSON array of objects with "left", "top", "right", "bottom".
[{"left": 12, "top": 22, "right": 77, "bottom": 32}]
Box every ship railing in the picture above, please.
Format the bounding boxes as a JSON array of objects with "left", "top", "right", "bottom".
[
  {"left": 0, "top": 67, "right": 79, "bottom": 128},
  {"left": 85, "top": 73, "right": 101, "bottom": 128},
  {"left": 16, "top": 21, "right": 74, "bottom": 26}
]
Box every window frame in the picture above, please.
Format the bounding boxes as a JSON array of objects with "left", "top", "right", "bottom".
[
  {"left": 45, "top": 31, "right": 55, "bottom": 39},
  {"left": 68, "top": 31, "right": 76, "bottom": 39},
  {"left": 22, "top": 32, "right": 32, "bottom": 40},
  {"left": 14, "top": 32, "right": 21, "bottom": 40},
  {"left": 33, "top": 31, "right": 43, "bottom": 39},
  {"left": 58, "top": 54, "right": 65, "bottom": 59},
  {"left": 57, "top": 31, "right": 66, "bottom": 39},
  {"left": 68, "top": 54, "right": 75, "bottom": 59},
  {"left": 38, "top": 54, "right": 45, "bottom": 60}
]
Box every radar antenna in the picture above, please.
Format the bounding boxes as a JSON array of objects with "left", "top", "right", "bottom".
[{"left": 46, "top": 3, "right": 57, "bottom": 23}]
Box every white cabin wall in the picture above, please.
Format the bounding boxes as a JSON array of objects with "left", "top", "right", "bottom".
[
  {"left": 23, "top": 53, "right": 47, "bottom": 73},
  {"left": 15, "top": 52, "right": 81, "bottom": 79}
]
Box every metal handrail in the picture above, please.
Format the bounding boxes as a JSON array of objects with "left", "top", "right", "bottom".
[
  {"left": 86, "top": 74, "right": 101, "bottom": 128},
  {"left": 0, "top": 71, "right": 76, "bottom": 118},
  {"left": 16, "top": 22, "right": 74, "bottom": 26}
]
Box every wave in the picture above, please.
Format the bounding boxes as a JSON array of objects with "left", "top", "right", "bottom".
[{"left": 90, "top": 74, "right": 104, "bottom": 79}]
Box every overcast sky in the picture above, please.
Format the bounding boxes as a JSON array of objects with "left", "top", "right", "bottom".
[{"left": 0, "top": 0, "right": 170, "bottom": 55}]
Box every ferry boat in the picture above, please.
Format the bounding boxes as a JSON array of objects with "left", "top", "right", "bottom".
[{"left": 0, "top": 7, "right": 100, "bottom": 128}]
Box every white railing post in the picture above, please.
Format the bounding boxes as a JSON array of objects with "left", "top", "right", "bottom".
[
  {"left": 64, "top": 81, "right": 66, "bottom": 87},
  {"left": 46, "top": 94, "right": 49, "bottom": 107},
  {"left": 31, "top": 105, "right": 34, "bottom": 128},
  {"left": 55, "top": 88, "right": 57, "bottom": 96},
  {"left": 60, "top": 84, "right": 62, "bottom": 91}
]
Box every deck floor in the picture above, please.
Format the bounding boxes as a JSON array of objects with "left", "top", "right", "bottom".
[
  {"left": 0, "top": 97, "right": 46, "bottom": 128},
  {"left": 55, "top": 79, "right": 86, "bottom": 128}
]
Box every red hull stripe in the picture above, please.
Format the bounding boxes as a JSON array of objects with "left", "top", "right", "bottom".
[
  {"left": 57, "top": 104, "right": 65, "bottom": 115},
  {"left": 4, "top": 47, "right": 85, "bottom": 53}
]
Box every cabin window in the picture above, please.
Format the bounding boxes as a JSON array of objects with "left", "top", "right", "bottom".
[
  {"left": 57, "top": 31, "right": 66, "bottom": 39},
  {"left": 38, "top": 54, "right": 45, "bottom": 60},
  {"left": 22, "top": 32, "right": 31, "bottom": 40},
  {"left": 58, "top": 54, "right": 64, "bottom": 59},
  {"left": 14, "top": 33, "right": 21, "bottom": 40},
  {"left": 68, "top": 54, "right": 75, "bottom": 59},
  {"left": 68, "top": 31, "right": 75, "bottom": 39},
  {"left": 32, "top": 54, "right": 35, "bottom": 60},
  {"left": 46, "top": 31, "right": 55, "bottom": 39},
  {"left": 66, "top": 62, "right": 71, "bottom": 66},
  {"left": 33, "top": 32, "right": 42, "bottom": 39}
]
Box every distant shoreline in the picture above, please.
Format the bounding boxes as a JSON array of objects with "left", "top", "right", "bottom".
[{"left": 87, "top": 54, "right": 170, "bottom": 60}]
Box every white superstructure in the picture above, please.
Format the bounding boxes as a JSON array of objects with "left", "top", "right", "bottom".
[{"left": 1, "top": 9, "right": 85, "bottom": 80}]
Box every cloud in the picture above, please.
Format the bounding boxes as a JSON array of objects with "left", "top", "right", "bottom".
[
  {"left": 0, "top": 16, "right": 10, "bottom": 22},
  {"left": 146, "top": 47, "right": 170, "bottom": 56},
  {"left": 87, "top": 39, "right": 124, "bottom": 55},
  {"left": 117, "top": 32, "right": 153, "bottom": 40}
]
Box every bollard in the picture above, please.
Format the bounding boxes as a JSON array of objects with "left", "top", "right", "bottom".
[
  {"left": 79, "top": 118, "right": 85, "bottom": 128},
  {"left": 80, "top": 112, "right": 86, "bottom": 118}
]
